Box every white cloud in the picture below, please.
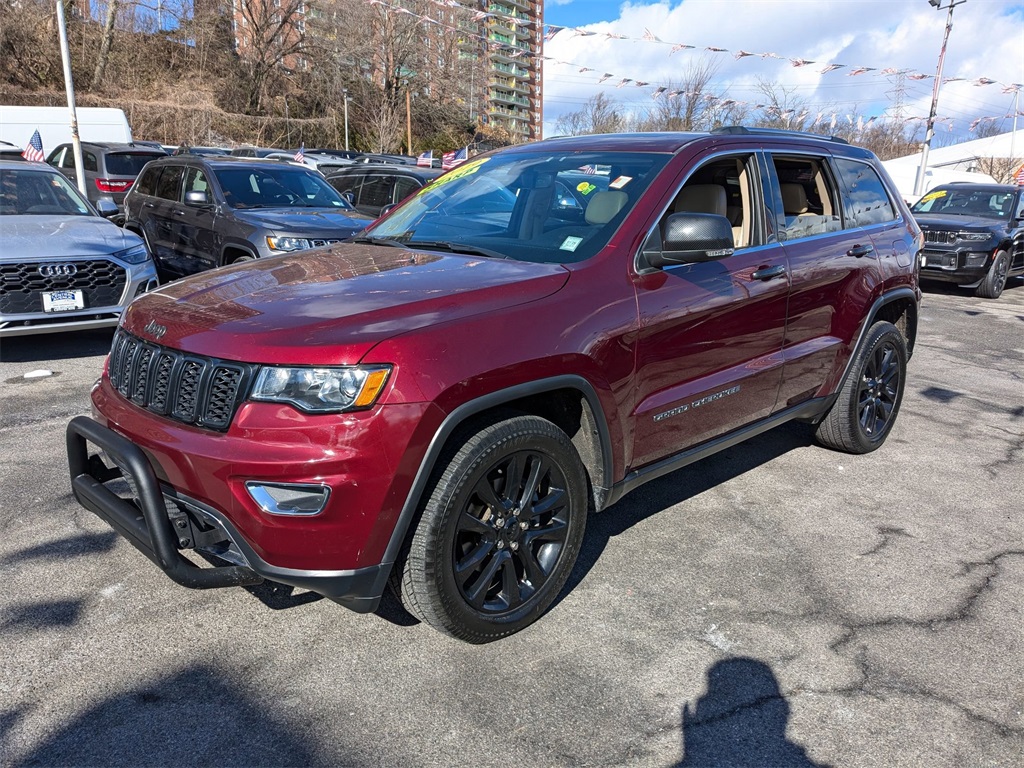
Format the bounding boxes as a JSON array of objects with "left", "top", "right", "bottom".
[{"left": 541, "top": 0, "right": 1024, "bottom": 141}]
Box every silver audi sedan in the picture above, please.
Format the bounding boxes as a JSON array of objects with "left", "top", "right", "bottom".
[{"left": 0, "top": 159, "right": 158, "bottom": 338}]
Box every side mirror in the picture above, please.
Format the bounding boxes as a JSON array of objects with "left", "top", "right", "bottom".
[
  {"left": 380, "top": 203, "right": 396, "bottom": 216},
  {"left": 342, "top": 191, "right": 355, "bottom": 204},
  {"left": 647, "top": 212, "right": 735, "bottom": 268},
  {"left": 184, "top": 189, "right": 211, "bottom": 206},
  {"left": 95, "top": 199, "right": 119, "bottom": 218}
]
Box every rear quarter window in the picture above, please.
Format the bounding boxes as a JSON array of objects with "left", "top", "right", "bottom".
[
  {"left": 135, "top": 166, "right": 160, "bottom": 196},
  {"left": 833, "top": 158, "right": 896, "bottom": 227}
]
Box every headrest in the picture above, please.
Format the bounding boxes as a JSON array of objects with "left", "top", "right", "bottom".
[
  {"left": 673, "top": 184, "right": 727, "bottom": 216},
  {"left": 585, "top": 190, "right": 628, "bottom": 225},
  {"left": 781, "top": 183, "right": 809, "bottom": 215}
]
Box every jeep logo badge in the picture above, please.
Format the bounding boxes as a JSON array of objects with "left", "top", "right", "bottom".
[{"left": 143, "top": 320, "right": 167, "bottom": 340}]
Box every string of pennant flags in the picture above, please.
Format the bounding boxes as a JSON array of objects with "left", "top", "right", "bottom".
[{"left": 365, "top": 0, "right": 1024, "bottom": 132}]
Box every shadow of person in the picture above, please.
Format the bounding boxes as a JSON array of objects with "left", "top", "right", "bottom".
[{"left": 679, "top": 657, "right": 829, "bottom": 767}]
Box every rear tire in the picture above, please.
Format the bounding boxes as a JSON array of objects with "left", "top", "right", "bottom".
[
  {"left": 397, "top": 415, "right": 587, "bottom": 643},
  {"left": 975, "top": 250, "right": 1009, "bottom": 299},
  {"left": 815, "top": 321, "right": 907, "bottom": 454}
]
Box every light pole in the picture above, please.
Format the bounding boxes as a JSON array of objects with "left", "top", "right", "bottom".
[
  {"left": 403, "top": 81, "right": 413, "bottom": 155},
  {"left": 342, "top": 88, "right": 350, "bottom": 151},
  {"left": 914, "top": 0, "right": 967, "bottom": 197}
]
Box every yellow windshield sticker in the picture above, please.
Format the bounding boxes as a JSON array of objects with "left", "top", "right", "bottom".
[
  {"left": 920, "top": 190, "right": 947, "bottom": 203},
  {"left": 576, "top": 181, "right": 597, "bottom": 195},
  {"left": 431, "top": 157, "right": 489, "bottom": 187}
]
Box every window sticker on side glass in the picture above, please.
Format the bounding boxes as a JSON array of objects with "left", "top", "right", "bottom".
[
  {"left": 560, "top": 236, "right": 584, "bottom": 252},
  {"left": 609, "top": 176, "right": 632, "bottom": 190},
  {"left": 576, "top": 182, "right": 597, "bottom": 196}
]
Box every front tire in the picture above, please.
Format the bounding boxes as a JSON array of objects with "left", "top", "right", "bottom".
[
  {"left": 397, "top": 415, "right": 588, "bottom": 643},
  {"left": 815, "top": 321, "right": 908, "bottom": 454},
  {"left": 975, "top": 250, "right": 1009, "bottom": 299}
]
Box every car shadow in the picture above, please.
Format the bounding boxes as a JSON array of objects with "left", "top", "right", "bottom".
[
  {"left": 678, "top": 657, "right": 829, "bottom": 767},
  {"left": 562, "top": 421, "right": 815, "bottom": 599},
  {"left": 0, "top": 328, "right": 115, "bottom": 362}
]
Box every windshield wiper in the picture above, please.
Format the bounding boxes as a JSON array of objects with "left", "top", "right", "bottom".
[
  {"left": 348, "top": 236, "right": 410, "bottom": 248},
  {"left": 408, "top": 240, "right": 508, "bottom": 259}
]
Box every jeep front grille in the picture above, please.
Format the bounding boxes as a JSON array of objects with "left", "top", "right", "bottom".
[
  {"left": 108, "top": 329, "right": 253, "bottom": 431},
  {"left": 0, "top": 259, "right": 127, "bottom": 314},
  {"left": 922, "top": 230, "right": 958, "bottom": 245}
]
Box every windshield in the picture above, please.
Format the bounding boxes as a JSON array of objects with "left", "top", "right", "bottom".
[
  {"left": 911, "top": 187, "right": 1016, "bottom": 219},
  {"left": 0, "top": 168, "right": 93, "bottom": 216},
  {"left": 214, "top": 166, "right": 355, "bottom": 210},
  {"left": 363, "top": 151, "right": 670, "bottom": 263}
]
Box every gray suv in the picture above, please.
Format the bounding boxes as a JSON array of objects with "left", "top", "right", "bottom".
[
  {"left": 123, "top": 155, "right": 374, "bottom": 279},
  {"left": 46, "top": 141, "right": 166, "bottom": 213}
]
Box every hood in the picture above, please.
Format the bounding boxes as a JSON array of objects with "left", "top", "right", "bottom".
[
  {"left": 233, "top": 207, "right": 374, "bottom": 234},
  {"left": 0, "top": 215, "right": 143, "bottom": 258},
  {"left": 912, "top": 212, "right": 1004, "bottom": 234},
  {"left": 121, "top": 243, "right": 570, "bottom": 364}
]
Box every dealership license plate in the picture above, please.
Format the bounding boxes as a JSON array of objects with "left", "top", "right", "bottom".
[{"left": 42, "top": 289, "right": 84, "bottom": 313}]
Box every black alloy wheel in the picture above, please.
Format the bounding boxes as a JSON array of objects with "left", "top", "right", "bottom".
[
  {"left": 815, "top": 320, "right": 908, "bottom": 454},
  {"left": 397, "top": 415, "right": 587, "bottom": 642},
  {"left": 976, "top": 250, "right": 1009, "bottom": 299},
  {"left": 856, "top": 340, "right": 901, "bottom": 438}
]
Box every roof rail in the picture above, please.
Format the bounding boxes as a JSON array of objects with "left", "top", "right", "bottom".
[{"left": 711, "top": 126, "right": 849, "bottom": 145}]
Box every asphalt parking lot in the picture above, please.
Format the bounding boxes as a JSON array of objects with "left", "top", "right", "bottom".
[{"left": 1, "top": 280, "right": 1022, "bottom": 767}]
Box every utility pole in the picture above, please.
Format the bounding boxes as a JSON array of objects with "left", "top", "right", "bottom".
[
  {"left": 914, "top": 0, "right": 967, "bottom": 197},
  {"left": 56, "top": 0, "right": 86, "bottom": 197},
  {"left": 342, "top": 88, "right": 350, "bottom": 151},
  {"left": 406, "top": 87, "right": 412, "bottom": 155}
]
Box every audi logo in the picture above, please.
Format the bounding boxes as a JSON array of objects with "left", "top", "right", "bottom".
[{"left": 38, "top": 264, "right": 78, "bottom": 277}]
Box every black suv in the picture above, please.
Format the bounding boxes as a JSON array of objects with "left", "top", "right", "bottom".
[
  {"left": 910, "top": 183, "right": 1024, "bottom": 298},
  {"left": 123, "top": 155, "right": 374, "bottom": 279},
  {"left": 46, "top": 141, "right": 167, "bottom": 213},
  {"left": 325, "top": 165, "right": 443, "bottom": 217}
]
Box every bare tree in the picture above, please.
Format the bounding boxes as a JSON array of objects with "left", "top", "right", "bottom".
[
  {"left": 235, "top": 0, "right": 311, "bottom": 113},
  {"left": 553, "top": 93, "right": 626, "bottom": 136}
]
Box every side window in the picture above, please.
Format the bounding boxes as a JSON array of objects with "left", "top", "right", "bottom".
[
  {"left": 183, "top": 167, "right": 209, "bottom": 195},
  {"left": 359, "top": 175, "right": 396, "bottom": 209},
  {"left": 135, "top": 166, "right": 160, "bottom": 196},
  {"left": 47, "top": 147, "right": 65, "bottom": 167},
  {"left": 394, "top": 176, "right": 420, "bottom": 206},
  {"left": 664, "top": 153, "right": 762, "bottom": 250},
  {"left": 770, "top": 155, "right": 843, "bottom": 241},
  {"left": 833, "top": 158, "right": 896, "bottom": 228},
  {"left": 83, "top": 151, "right": 98, "bottom": 173},
  {"left": 61, "top": 149, "right": 77, "bottom": 169},
  {"left": 328, "top": 174, "right": 362, "bottom": 201},
  {"left": 155, "top": 165, "right": 184, "bottom": 201}
]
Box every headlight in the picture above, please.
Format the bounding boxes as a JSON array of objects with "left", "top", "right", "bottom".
[
  {"left": 112, "top": 243, "right": 150, "bottom": 264},
  {"left": 266, "top": 236, "right": 312, "bottom": 252},
  {"left": 957, "top": 232, "right": 990, "bottom": 242},
  {"left": 251, "top": 365, "right": 391, "bottom": 413}
]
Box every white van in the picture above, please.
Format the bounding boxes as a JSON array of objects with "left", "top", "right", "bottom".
[{"left": 0, "top": 106, "right": 133, "bottom": 155}]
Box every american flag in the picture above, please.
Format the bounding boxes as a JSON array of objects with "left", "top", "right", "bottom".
[
  {"left": 22, "top": 130, "right": 44, "bottom": 162},
  {"left": 417, "top": 150, "right": 433, "bottom": 167},
  {"left": 1014, "top": 162, "right": 1024, "bottom": 186},
  {"left": 293, "top": 143, "right": 305, "bottom": 163},
  {"left": 578, "top": 165, "right": 597, "bottom": 175},
  {"left": 442, "top": 146, "right": 467, "bottom": 171}
]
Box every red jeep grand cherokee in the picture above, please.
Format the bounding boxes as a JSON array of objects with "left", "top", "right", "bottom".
[{"left": 68, "top": 128, "right": 922, "bottom": 642}]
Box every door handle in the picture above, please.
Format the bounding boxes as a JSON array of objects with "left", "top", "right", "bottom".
[
  {"left": 144, "top": 202, "right": 155, "bottom": 208},
  {"left": 847, "top": 244, "right": 874, "bottom": 258},
  {"left": 751, "top": 264, "right": 787, "bottom": 281}
]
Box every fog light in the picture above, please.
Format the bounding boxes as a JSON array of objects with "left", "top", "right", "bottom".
[
  {"left": 245, "top": 482, "right": 330, "bottom": 516},
  {"left": 964, "top": 252, "right": 988, "bottom": 267}
]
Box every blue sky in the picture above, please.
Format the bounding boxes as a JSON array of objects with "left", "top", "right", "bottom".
[{"left": 540, "top": 0, "right": 1024, "bottom": 142}]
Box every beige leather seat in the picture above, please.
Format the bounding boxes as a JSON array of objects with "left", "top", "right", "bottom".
[
  {"left": 781, "top": 183, "right": 810, "bottom": 216},
  {"left": 585, "top": 190, "right": 628, "bottom": 225},
  {"left": 673, "top": 184, "right": 727, "bottom": 216}
]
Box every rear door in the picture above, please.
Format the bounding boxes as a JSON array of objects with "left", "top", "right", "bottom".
[
  {"left": 631, "top": 149, "right": 789, "bottom": 468},
  {"left": 168, "top": 165, "right": 220, "bottom": 274},
  {"left": 143, "top": 164, "right": 186, "bottom": 275},
  {"left": 765, "top": 150, "right": 883, "bottom": 409}
]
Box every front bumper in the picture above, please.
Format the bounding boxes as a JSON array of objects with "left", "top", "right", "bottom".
[
  {"left": 66, "top": 416, "right": 391, "bottom": 612},
  {"left": 919, "top": 247, "right": 991, "bottom": 287}
]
